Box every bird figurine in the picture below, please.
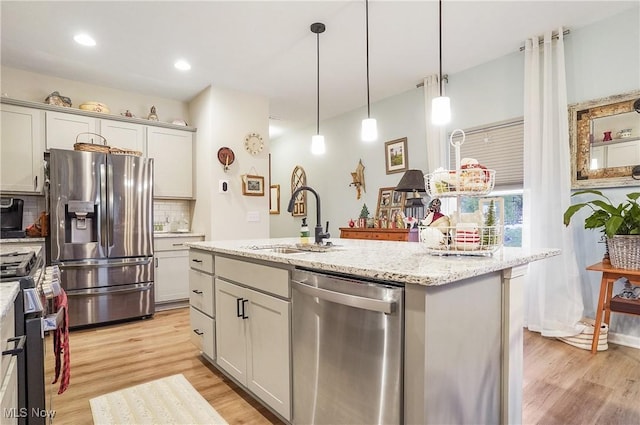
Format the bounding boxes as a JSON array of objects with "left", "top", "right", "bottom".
[
  {"left": 349, "top": 159, "right": 366, "bottom": 199},
  {"left": 147, "top": 106, "right": 159, "bottom": 121}
]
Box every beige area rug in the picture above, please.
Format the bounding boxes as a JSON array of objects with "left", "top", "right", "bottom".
[{"left": 90, "top": 374, "right": 228, "bottom": 425}]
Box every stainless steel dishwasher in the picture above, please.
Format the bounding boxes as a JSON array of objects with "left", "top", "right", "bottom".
[{"left": 291, "top": 268, "right": 404, "bottom": 425}]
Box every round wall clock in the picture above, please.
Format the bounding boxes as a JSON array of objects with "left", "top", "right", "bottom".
[
  {"left": 244, "top": 132, "right": 264, "bottom": 155},
  {"left": 217, "top": 147, "right": 235, "bottom": 167}
]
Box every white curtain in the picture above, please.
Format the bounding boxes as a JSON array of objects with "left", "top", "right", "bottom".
[
  {"left": 523, "top": 29, "right": 584, "bottom": 337},
  {"left": 424, "top": 75, "right": 447, "bottom": 173}
]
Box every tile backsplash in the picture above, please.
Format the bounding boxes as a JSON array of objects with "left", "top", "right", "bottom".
[
  {"left": 19, "top": 196, "right": 45, "bottom": 228},
  {"left": 153, "top": 200, "right": 191, "bottom": 231},
  {"left": 2, "top": 195, "right": 191, "bottom": 232}
]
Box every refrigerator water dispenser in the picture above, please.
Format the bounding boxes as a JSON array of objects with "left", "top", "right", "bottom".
[{"left": 65, "top": 201, "right": 97, "bottom": 243}]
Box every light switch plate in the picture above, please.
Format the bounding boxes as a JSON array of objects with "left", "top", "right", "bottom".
[{"left": 247, "top": 211, "right": 260, "bottom": 222}]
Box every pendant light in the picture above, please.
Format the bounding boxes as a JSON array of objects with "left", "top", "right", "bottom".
[
  {"left": 361, "top": 0, "right": 378, "bottom": 142},
  {"left": 311, "top": 22, "right": 326, "bottom": 155},
  {"left": 431, "top": 0, "right": 451, "bottom": 125}
]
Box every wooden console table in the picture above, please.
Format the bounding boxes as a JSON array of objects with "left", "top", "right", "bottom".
[
  {"left": 587, "top": 262, "right": 640, "bottom": 354},
  {"left": 339, "top": 227, "right": 418, "bottom": 242}
]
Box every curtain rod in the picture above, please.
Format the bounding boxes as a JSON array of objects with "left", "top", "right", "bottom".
[
  {"left": 456, "top": 117, "right": 523, "bottom": 136},
  {"left": 519, "top": 29, "right": 570, "bottom": 52}
]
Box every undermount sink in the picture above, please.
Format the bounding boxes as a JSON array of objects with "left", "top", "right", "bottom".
[{"left": 246, "top": 243, "right": 340, "bottom": 254}]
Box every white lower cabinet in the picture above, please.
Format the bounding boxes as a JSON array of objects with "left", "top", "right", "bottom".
[
  {"left": 190, "top": 307, "right": 215, "bottom": 361},
  {"left": 189, "top": 249, "right": 215, "bottom": 361},
  {"left": 214, "top": 257, "right": 291, "bottom": 421},
  {"left": 154, "top": 236, "right": 204, "bottom": 304}
]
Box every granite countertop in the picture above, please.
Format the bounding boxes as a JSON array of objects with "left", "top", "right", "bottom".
[
  {"left": 0, "top": 281, "right": 19, "bottom": 320},
  {"left": 186, "top": 238, "right": 560, "bottom": 286},
  {"left": 0, "top": 237, "right": 45, "bottom": 244},
  {"left": 154, "top": 232, "right": 205, "bottom": 239}
]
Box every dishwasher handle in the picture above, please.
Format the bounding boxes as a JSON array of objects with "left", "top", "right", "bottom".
[{"left": 292, "top": 280, "right": 396, "bottom": 315}]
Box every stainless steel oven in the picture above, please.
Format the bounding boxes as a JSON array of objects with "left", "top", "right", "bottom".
[{"left": 291, "top": 268, "right": 404, "bottom": 425}]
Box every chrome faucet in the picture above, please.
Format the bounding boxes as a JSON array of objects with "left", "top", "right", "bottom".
[{"left": 287, "top": 185, "right": 330, "bottom": 245}]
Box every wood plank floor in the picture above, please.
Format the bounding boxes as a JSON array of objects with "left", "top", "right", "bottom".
[{"left": 44, "top": 307, "right": 640, "bottom": 424}]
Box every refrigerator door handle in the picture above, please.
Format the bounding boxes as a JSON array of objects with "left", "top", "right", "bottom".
[
  {"left": 107, "top": 161, "right": 115, "bottom": 251},
  {"left": 57, "top": 258, "right": 152, "bottom": 268},
  {"left": 100, "top": 162, "right": 108, "bottom": 253}
]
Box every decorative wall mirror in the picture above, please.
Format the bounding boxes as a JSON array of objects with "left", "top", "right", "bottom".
[
  {"left": 570, "top": 90, "right": 640, "bottom": 188},
  {"left": 290, "top": 166, "right": 307, "bottom": 216}
]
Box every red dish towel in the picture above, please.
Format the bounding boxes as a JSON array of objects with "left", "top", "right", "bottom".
[{"left": 52, "top": 288, "right": 70, "bottom": 394}]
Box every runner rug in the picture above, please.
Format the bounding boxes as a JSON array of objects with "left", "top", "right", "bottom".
[{"left": 90, "top": 373, "right": 228, "bottom": 425}]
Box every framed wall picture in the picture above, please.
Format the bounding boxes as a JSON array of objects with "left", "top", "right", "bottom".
[
  {"left": 384, "top": 137, "right": 408, "bottom": 174},
  {"left": 269, "top": 184, "right": 280, "bottom": 214},
  {"left": 376, "top": 186, "right": 406, "bottom": 218},
  {"left": 242, "top": 175, "right": 264, "bottom": 196}
]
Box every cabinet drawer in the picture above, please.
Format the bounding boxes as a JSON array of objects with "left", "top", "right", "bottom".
[
  {"left": 189, "top": 249, "right": 214, "bottom": 274},
  {"left": 155, "top": 236, "right": 203, "bottom": 252},
  {"left": 1, "top": 303, "right": 15, "bottom": 382},
  {"left": 189, "top": 307, "right": 215, "bottom": 360},
  {"left": 215, "top": 256, "right": 289, "bottom": 298},
  {"left": 189, "top": 269, "right": 214, "bottom": 316}
]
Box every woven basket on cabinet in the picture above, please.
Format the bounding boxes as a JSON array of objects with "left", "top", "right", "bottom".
[{"left": 607, "top": 235, "right": 640, "bottom": 270}]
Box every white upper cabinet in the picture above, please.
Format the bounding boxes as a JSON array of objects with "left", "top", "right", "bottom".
[
  {"left": 146, "top": 127, "right": 193, "bottom": 199},
  {"left": 99, "top": 119, "right": 145, "bottom": 152},
  {"left": 45, "top": 111, "right": 97, "bottom": 150},
  {"left": 0, "top": 104, "right": 44, "bottom": 193}
]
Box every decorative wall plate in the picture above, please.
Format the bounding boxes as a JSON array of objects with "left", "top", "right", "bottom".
[{"left": 217, "top": 147, "right": 235, "bottom": 168}]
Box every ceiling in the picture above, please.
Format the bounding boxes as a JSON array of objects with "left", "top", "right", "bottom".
[{"left": 1, "top": 1, "right": 636, "bottom": 137}]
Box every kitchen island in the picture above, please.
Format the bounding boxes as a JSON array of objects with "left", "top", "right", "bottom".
[{"left": 187, "top": 237, "right": 559, "bottom": 424}]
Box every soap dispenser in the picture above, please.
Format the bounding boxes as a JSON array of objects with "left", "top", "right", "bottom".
[{"left": 300, "top": 217, "right": 310, "bottom": 245}]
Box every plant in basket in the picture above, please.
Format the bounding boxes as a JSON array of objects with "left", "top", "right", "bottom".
[{"left": 563, "top": 190, "right": 640, "bottom": 269}]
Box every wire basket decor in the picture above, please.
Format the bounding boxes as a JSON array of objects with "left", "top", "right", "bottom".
[
  {"left": 425, "top": 169, "right": 496, "bottom": 197},
  {"left": 418, "top": 225, "right": 503, "bottom": 256},
  {"left": 73, "top": 132, "right": 110, "bottom": 153},
  {"left": 608, "top": 235, "right": 640, "bottom": 270}
]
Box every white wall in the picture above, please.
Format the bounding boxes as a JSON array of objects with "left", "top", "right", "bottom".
[
  {"left": 1, "top": 66, "right": 189, "bottom": 123},
  {"left": 270, "top": 88, "right": 425, "bottom": 238},
  {"left": 190, "top": 85, "right": 270, "bottom": 241},
  {"left": 271, "top": 6, "right": 640, "bottom": 343}
]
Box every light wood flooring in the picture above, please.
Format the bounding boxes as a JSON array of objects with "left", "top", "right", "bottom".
[{"left": 44, "top": 307, "right": 640, "bottom": 425}]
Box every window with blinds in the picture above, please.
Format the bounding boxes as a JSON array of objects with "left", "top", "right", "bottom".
[{"left": 448, "top": 118, "right": 524, "bottom": 187}]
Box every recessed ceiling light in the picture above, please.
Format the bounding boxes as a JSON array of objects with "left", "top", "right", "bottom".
[
  {"left": 174, "top": 60, "right": 191, "bottom": 71},
  {"left": 74, "top": 33, "right": 96, "bottom": 47}
]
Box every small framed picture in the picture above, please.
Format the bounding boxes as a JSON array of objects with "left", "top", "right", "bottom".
[
  {"left": 242, "top": 175, "right": 264, "bottom": 196},
  {"left": 384, "top": 137, "right": 408, "bottom": 174},
  {"left": 269, "top": 184, "right": 280, "bottom": 214}
]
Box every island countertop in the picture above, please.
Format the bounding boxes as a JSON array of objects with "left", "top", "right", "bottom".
[{"left": 186, "top": 238, "right": 559, "bottom": 286}]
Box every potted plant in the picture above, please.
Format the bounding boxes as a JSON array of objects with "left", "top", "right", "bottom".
[{"left": 564, "top": 190, "right": 640, "bottom": 269}]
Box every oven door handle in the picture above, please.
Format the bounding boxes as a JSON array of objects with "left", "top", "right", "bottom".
[
  {"left": 57, "top": 258, "right": 152, "bottom": 268},
  {"left": 292, "top": 280, "right": 396, "bottom": 314},
  {"left": 2, "top": 335, "right": 26, "bottom": 356}
]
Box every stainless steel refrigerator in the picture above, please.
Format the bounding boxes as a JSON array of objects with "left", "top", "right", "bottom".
[{"left": 48, "top": 148, "right": 154, "bottom": 328}]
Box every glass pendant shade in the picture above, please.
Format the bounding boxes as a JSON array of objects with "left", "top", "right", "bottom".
[
  {"left": 361, "top": 118, "right": 378, "bottom": 142},
  {"left": 311, "top": 134, "right": 326, "bottom": 155},
  {"left": 431, "top": 96, "right": 451, "bottom": 125}
]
